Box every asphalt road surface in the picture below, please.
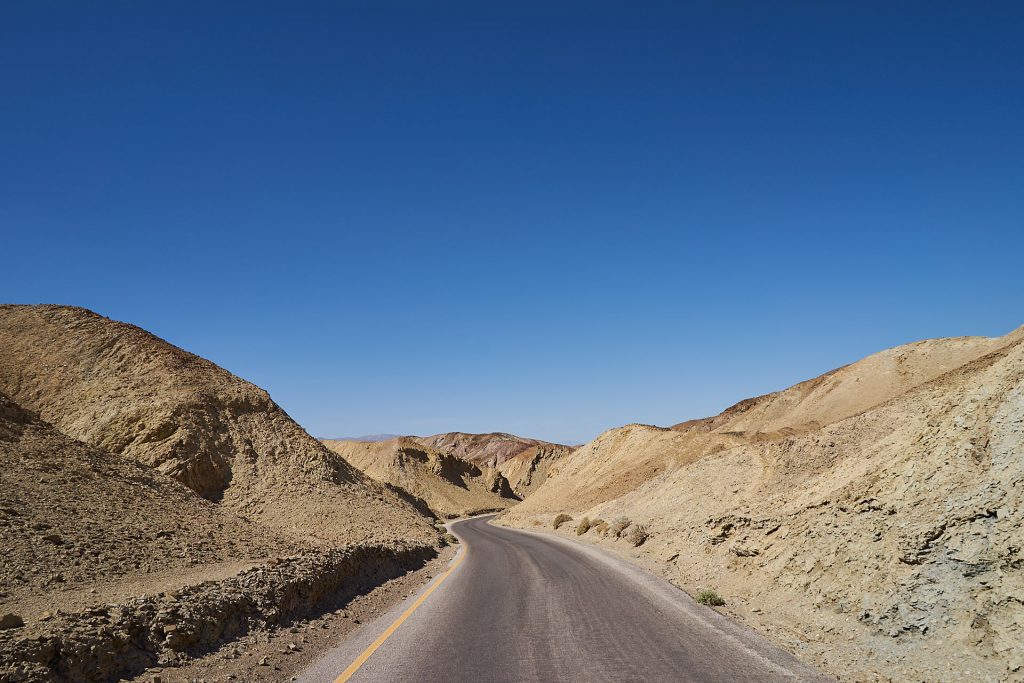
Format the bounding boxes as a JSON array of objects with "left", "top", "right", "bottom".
[{"left": 299, "top": 515, "right": 831, "bottom": 683}]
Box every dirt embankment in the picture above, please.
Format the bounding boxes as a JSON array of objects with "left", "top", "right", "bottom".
[
  {"left": 501, "top": 326, "right": 1024, "bottom": 683},
  {"left": 0, "top": 543, "right": 434, "bottom": 683}
]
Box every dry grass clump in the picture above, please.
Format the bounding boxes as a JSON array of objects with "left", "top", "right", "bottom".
[
  {"left": 553, "top": 513, "right": 573, "bottom": 529},
  {"left": 442, "top": 533, "right": 459, "bottom": 545},
  {"left": 624, "top": 524, "right": 648, "bottom": 547},
  {"left": 696, "top": 589, "right": 725, "bottom": 606},
  {"left": 576, "top": 517, "right": 592, "bottom": 535},
  {"left": 609, "top": 516, "right": 632, "bottom": 538},
  {"left": 591, "top": 519, "right": 609, "bottom": 536}
]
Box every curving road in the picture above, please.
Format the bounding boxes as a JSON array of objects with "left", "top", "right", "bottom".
[{"left": 299, "top": 515, "right": 831, "bottom": 683}]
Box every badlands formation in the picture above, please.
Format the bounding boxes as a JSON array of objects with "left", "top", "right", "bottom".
[
  {"left": 500, "top": 326, "right": 1024, "bottom": 682},
  {"left": 323, "top": 433, "right": 573, "bottom": 518}
]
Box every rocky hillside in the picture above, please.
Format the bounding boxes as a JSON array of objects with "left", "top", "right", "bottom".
[
  {"left": 412, "top": 431, "right": 575, "bottom": 498},
  {"left": 0, "top": 391, "right": 299, "bottom": 611},
  {"left": 0, "top": 305, "right": 437, "bottom": 547},
  {"left": 412, "top": 431, "right": 569, "bottom": 469},
  {"left": 501, "top": 326, "right": 1024, "bottom": 682},
  {"left": 324, "top": 432, "right": 574, "bottom": 517},
  {"left": 322, "top": 437, "right": 518, "bottom": 518}
]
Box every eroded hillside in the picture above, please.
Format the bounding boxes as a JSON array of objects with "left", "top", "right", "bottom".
[
  {"left": 500, "top": 327, "right": 1024, "bottom": 682},
  {"left": 323, "top": 433, "right": 573, "bottom": 517},
  {"left": 0, "top": 391, "right": 300, "bottom": 611},
  {"left": 0, "top": 306, "right": 442, "bottom": 682},
  {"left": 323, "top": 437, "right": 516, "bottom": 518},
  {"left": 0, "top": 305, "right": 436, "bottom": 547}
]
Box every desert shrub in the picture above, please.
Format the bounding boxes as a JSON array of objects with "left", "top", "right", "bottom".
[
  {"left": 576, "top": 517, "right": 591, "bottom": 535},
  {"left": 624, "top": 524, "right": 648, "bottom": 547},
  {"left": 696, "top": 589, "right": 725, "bottom": 606},
  {"left": 442, "top": 533, "right": 459, "bottom": 546},
  {"left": 553, "top": 513, "right": 573, "bottom": 529},
  {"left": 609, "top": 516, "right": 632, "bottom": 538},
  {"left": 592, "top": 519, "right": 609, "bottom": 536}
]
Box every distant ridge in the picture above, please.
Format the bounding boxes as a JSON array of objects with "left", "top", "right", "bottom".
[{"left": 325, "top": 434, "right": 401, "bottom": 442}]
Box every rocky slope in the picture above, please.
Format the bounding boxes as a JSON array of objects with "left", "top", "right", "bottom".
[
  {"left": 324, "top": 433, "right": 574, "bottom": 517},
  {"left": 0, "top": 305, "right": 437, "bottom": 547},
  {"left": 0, "top": 306, "right": 442, "bottom": 682},
  {"left": 411, "top": 431, "right": 574, "bottom": 498},
  {"left": 501, "top": 326, "right": 1024, "bottom": 682},
  {"left": 322, "top": 437, "right": 518, "bottom": 518},
  {"left": 0, "top": 391, "right": 299, "bottom": 611},
  {"left": 410, "top": 431, "right": 565, "bottom": 466}
]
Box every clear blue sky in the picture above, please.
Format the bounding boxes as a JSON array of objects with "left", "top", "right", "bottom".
[{"left": 2, "top": 2, "right": 1022, "bottom": 444}]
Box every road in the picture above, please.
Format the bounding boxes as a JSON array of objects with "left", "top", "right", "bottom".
[{"left": 299, "top": 515, "right": 831, "bottom": 683}]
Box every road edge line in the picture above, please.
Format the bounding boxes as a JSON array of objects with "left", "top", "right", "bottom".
[{"left": 333, "top": 540, "right": 468, "bottom": 682}]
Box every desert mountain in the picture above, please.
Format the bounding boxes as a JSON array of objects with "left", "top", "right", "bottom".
[
  {"left": 0, "top": 305, "right": 436, "bottom": 547},
  {"left": 324, "top": 432, "right": 574, "bottom": 517},
  {"left": 501, "top": 326, "right": 1024, "bottom": 682},
  {"left": 412, "top": 432, "right": 563, "bottom": 468},
  {"left": 323, "top": 437, "right": 515, "bottom": 518}
]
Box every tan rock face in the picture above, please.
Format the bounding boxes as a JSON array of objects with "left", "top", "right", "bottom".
[
  {"left": 323, "top": 437, "right": 512, "bottom": 519},
  {"left": 0, "top": 305, "right": 436, "bottom": 547},
  {"left": 323, "top": 433, "right": 575, "bottom": 518},
  {"left": 502, "top": 326, "right": 1024, "bottom": 682},
  {"left": 411, "top": 432, "right": 572, "bottom": 470}
]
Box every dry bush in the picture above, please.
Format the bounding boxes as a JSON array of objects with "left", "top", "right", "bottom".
[
  {"left": 696, "top": 589, "right": 725, "bottom": 606},
  {"left": 609, "top": 517, "right": 632, "bottom": 538},
  {"left": 576, "top": 517, "right": 591, "bottom": 535},
  {"left": 592, "top": 519, "right": 609, "bottom": 536},
  {"left": 624, "top": 524, "right": 648, "bottom": 547},
  {"left": 442, "top": 533, "right": 459, "bottom": 546},
  {"left": 553, "top": 513, "right": 573, "bottom": 529}
]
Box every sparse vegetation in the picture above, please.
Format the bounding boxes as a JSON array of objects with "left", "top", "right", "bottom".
[
  {"left": 696, "top": 589, "right": 725, "bottom": 606},
  {"left": 591, "top": 519, "right": 609, "bottom": 536},
  {"left": 609, "top": 516, "right": 632, "bottom": 538},
  {"left": 576, "top": 517, "right": 591, "bottom": 535},
  {"left": 553, "top": 513, "right": 573, "bottom": 529},
  {"left": 442, "top": 533, "right": 459, "bottom": 546}
]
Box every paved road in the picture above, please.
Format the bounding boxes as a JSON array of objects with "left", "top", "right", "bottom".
[{"left": 299, "top": 516, "right": 831, "bottom": 683}]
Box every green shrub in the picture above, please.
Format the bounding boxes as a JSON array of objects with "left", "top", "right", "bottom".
[
  {"left": 609, "top": 517, "right": 632, "bottom": 538},
  {"left": 696, "top": 589, "right": 725, "bottom": 606},
  {"left": 553, "top": 513, "right": 573, "bottom": 529},
  {"left": 624, "top": 524, "right": 649, "bottom": 547},
  {"left": 576, "top": 517, "right": 591, "bottom": 535}
]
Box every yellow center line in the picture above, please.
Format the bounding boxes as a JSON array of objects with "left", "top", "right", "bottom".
[{"left": 333, "top": 541, "right": 468, "bottom": 683}]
